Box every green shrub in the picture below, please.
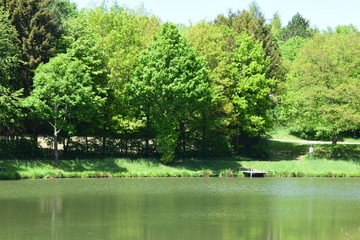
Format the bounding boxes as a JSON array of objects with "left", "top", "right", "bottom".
[
  {"left": 219, "top": 169, "right": 234, "bottom": 177},
  {"left": 201, "top": 169, "right": 213, "bottom": 177}
]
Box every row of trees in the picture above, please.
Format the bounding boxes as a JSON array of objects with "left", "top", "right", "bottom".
[{"left": 0, "top": 1, "right": 359, "bottom": 162}]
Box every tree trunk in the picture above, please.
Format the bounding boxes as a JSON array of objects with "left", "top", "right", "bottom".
[
  {"left": 63, "top": 136, "right": 71, "bottom": 153},
  {"left": 201, "top": 115, "right": 207, "bottom": 154},
  {"left": 102, "top": 136, "right": 106, "bottom": 155},
  {"left": 145, "top": 138, "right": 149, "bottom": 157},
  {"left": 54, "top": 129, "right": 59, "bottom": 163},
  {"left": 179, "top": 122, "right": 186, "bottom": 156},
  {"left": 125, "top": 139, "right": 128, "bottom": 156},
  {"left": 330, "top": 133, "right": 338, "bottom": 159},
  {"left": 145, "top": 113, "right": 151, "bottom": 157},
  {"left": 85, "top": 136, "right": 89, "bottom": 153},
  {"left": 233, "top": 135, "right": 240, "bottom": 155},
  {"left": 33, "top": 133, "right": 38, "bottom": 145}
]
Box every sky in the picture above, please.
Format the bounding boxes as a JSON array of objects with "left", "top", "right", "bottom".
[{"left": 71, "top": 0, "right": 360, "bottom": 30}]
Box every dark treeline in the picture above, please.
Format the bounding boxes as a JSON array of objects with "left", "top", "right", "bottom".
[{"left": 0, "top": 0, "right": 359, "bottom": 162}]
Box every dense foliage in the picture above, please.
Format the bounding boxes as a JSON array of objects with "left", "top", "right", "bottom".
[
  {"left": 0, "top": 1, "right": 359, "bottom": 161},
  {"left": 284, "top": 33, "right": 360, "bottom": 157},
  {"left": 126, "top": 23, "right": 217, "bottom": 163}
]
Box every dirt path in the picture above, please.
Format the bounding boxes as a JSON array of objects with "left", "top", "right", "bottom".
[{"left": 269, "top": 139, "right": 360, "bottom": 145}]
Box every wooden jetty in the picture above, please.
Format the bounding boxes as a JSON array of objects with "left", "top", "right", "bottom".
[{"left": 241, "top": 170, "right": 267, "bottom": 178}]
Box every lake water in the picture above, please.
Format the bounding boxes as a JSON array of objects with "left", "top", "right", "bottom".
[{"left": 0, "top": 178, "right": 359, "bottom": 240}]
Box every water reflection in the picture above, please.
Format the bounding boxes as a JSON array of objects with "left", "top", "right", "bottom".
[{"left": 0, "top": 178, "right": 359, "bottom": 240}]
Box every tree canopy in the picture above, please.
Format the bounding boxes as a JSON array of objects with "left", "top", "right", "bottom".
[
  {"left": 227, "top": 33, "right": 275, "bottom": 153},
  {"left": 0, "top": 1, "right": 359, "bottom": 160},
  {"left": 214, "top": 5, "right": 284, "bottom": 80},
  {"left": 126, "top": 23, "right": 217, "bottom": 163},
  {"left": 0, "top": 0, "right": 63, "bottom": 93},
  {"left": 25, "top": 54, "right": 103, "bottom": 161},
  {"left": 0, "top": 7, "right": 19, "bottom": 87},
  {"left": 284, "top": 33, "right": 360, "bottom": 157},
  {"left": 279, "top": 13, "right": 315, "bottom": 41}
]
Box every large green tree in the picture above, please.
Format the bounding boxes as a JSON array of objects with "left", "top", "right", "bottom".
[
  {"left": 24, "top": 54, "right": 102, "bottom": 161},
  {"left": 62, "top": 18, "right": 109, "bottom": 151},
  {"left": 280, "top": 36, "right": 309, "bottom": 65},
  {"left": 0, "top": 0, "right": 63, "bottom": 93},
  {"left": 186, "top": 22, "right": 234, "bottom": 129},
  {"left": 214, "top": 4, "right": 284, "bottom": 80},
  {"left": 279, "top": 13, "right": 315, "bottom": 41},
  {"left": 187, "top": 21, "right": 276, "bottom": 155},
  {"left": 0, "top": 86, "right": 22, "bottom": 135},
  {"left": 83, "top": 4, "right": 160, "bottom": 90},
  {"left": 186, "top": 22, "right": 234, "bottom": 85},
  {"left": 76, "top": 5, "right": 160, "bottom": 141},
  {"left": 227, "top": 33, "right": 275, "bottom": 153},
  {"left": 269, "top": 12, "right": 282, "bottom": 40},
  {"left": 0, "top": 7, "right": 22, "bottom": 135},
  {"left": 126, "top": 23, "right": 217, "bottom": 163},
  {"left": 285, "top": 33, "right": 360, "bottom": 158},
  {"left": 0, "top": 7, "right": 19, "bottom": 87}
]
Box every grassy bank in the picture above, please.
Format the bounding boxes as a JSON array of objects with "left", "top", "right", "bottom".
[
  {"left": 243, "top": 159, "right": 360, "bottom": 177},
  {"left": 1, "top": 156, "right": 360, "bottom": 180},
  {"left": 270, "top": 126, "right": 360, "bottom": 144},
  {"left": 1, "top": 138, "right": 359, "bottom": 180}
]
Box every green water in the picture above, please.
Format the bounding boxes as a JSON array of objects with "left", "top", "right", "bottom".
[{"left": 0, "top": 178, "right": 359, "bottom": 240}]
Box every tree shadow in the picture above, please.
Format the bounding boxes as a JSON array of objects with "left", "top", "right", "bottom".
[
  {"left": 55, "top": 159, "right": 127, "bottom": 173},
  {"left": 265, "top": 141, "right": 309, "bottom": 161},
  {"left": 0, "top": 159, "right": 128, "bottom": 180},
  {"left": 171, "top": 157, "right": 245, "bottom": 175},
  {"left": 313, "top": 144, "right": 360, "bottom": 161},
  {"left": 0, "top": 160, "right": 24, "bottom": 180}
]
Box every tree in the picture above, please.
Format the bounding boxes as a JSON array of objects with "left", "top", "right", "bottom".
[
  {"left": 324, "top": 24, "right": 359, "bottom": 35},
  {"left": 214, "top": 5, "right": 284, "bottom": 80},
  {"left": 52, "top": 0, "right": 77, "bottom": 20},
  {"left": 280, "top": 36, "right": 309, "bottom": 64},
  {"left": 24, "top": 54, "right": 102, "bottom": 161},
  {"left": 0, "top": 7, "right": 19, "bottom": 87},
  {"left": 0, "top": 0, "right": 63, "bottom": 93},
  {"left": 77, "top": 5, "right": 160, "bottom": 144},
  {"left": 126, "top": 23, "right": 217, "bottom": 163},
  {"left": 0, "top": 86, "right": 22, "bottom": 135},
  {"left": 62, "top": 18, "right": 110, "bottom": 152},
  {"left": 83, "top": 4, "right": 160, "bottom": 90},
  {"left": 186, "top": 22, "right": 235, "bottom": 83},
  {"left": 227, "top": 33, "right": 275, "bottom": 153},
  {"left": 185, "top": 22, "right": 234, "bottom": 121},
  {"left": 269, "top": 12, "right": 282, "bottom": 40},
  {"left": 0, "top": 7, "right": 22, "bottom": 135},
  {"left": 334, "top": 25, "right": 359, "bottom": 34},
  {"left": 279, "top": 13, "right": 314, "bottom": 41},
  {"left": 277, "top": 36, "right": 309, "bottom": 98},
  {"left": 284, "top": 33, "right": 360, "bottom": 158}
]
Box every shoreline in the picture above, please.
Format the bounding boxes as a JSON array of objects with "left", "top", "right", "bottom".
[{"left": 1, "top": 158, "right": 360, "bottom": 180}]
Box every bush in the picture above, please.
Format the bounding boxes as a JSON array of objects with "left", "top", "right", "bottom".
[
  {"left": 201, "top": 169, "right": 213, "bottom": 177},
  {"left": 219, "top": 169, "right": 234, "bottom": 177}
]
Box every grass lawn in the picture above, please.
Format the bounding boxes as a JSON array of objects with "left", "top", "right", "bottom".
[
  {"left": 269, "top": 126, "right": 360, "bottom": 143},
  {"left": 1, "top": 154, "right": 360, "bottom": 179},
  {"left": 0, "top": 158, "right": 241, "bottom": 179},
  {"left": 242, "top": 159, "right": 360, "bottom": 177},
  {"left": 1, "top": 135, "right": 359, "bottom": 180},
  {"left": 269, "top": 127, "right": 304, "bottom": 141}
]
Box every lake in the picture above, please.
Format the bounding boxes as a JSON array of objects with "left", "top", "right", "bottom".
[{"left": 0, "top": 178, "right": 359, "bottom": 240}]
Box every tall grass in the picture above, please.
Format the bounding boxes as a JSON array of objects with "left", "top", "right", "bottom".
[
  {"left": 240, "top": 159, "right": 360, "bottom": 177},
  {"left": 1, "top": 154, "right": 360, "bottom": 180},
  {"left": 270, "top": 126, "right": 360, "bottom": 144}
]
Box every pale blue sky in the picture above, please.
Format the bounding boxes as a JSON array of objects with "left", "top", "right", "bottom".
[{"left": 72, "top": 0, "right": 360, "bottom": 30}]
